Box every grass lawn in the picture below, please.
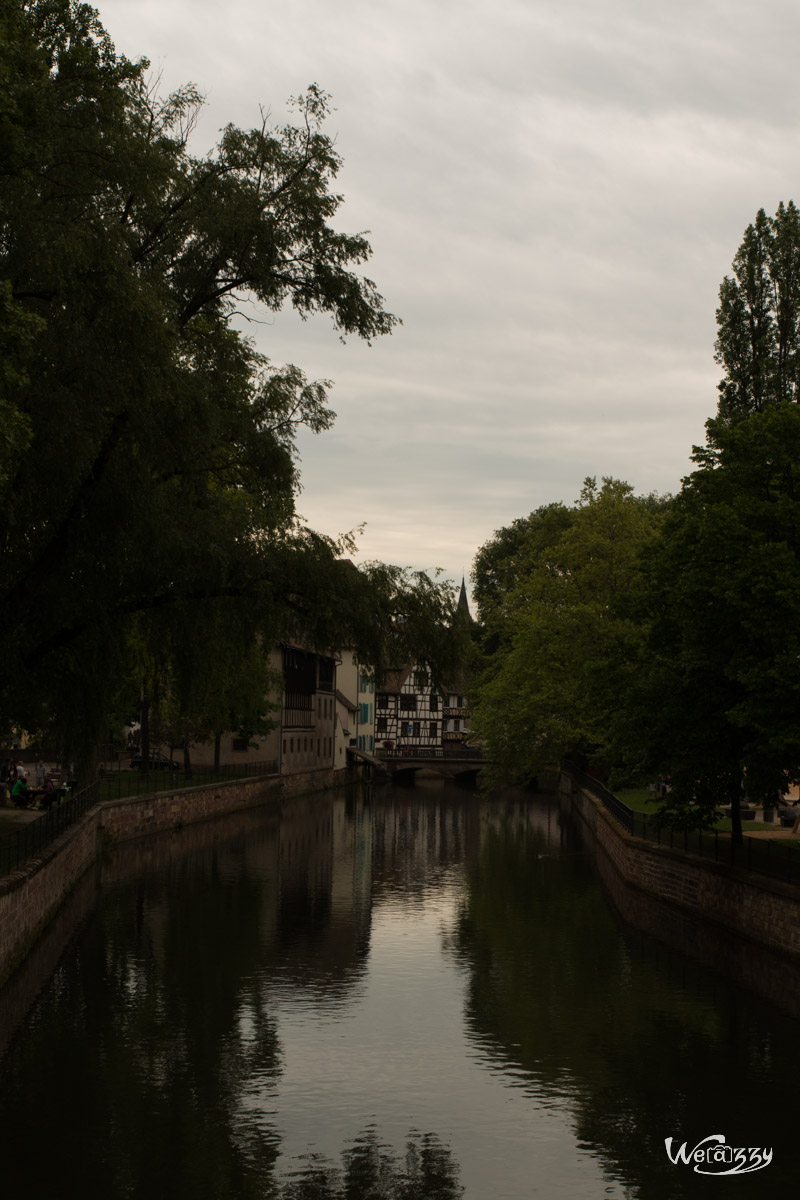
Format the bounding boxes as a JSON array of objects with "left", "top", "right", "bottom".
[
  {"left": 615, "top": 787, "right": 655, "bottom": 812},
  {"left": 615, "top": 787, "right": 799, "bottom": 842}
]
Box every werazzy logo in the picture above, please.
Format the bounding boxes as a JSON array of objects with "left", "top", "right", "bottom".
[{"left": 665, "top": 1135, "right": 772, "bottom": 1176}]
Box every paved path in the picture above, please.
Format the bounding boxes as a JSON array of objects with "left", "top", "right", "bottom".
[{"left": 0, "top": 804, "right": 42, "bottom": 831}]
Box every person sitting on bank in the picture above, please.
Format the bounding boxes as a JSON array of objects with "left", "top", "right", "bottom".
[
  {"left": 40, "top": 776, "right": 56, "bottom": 810},
  {"left": 11, "top": 775, "right": 31, "bottom": 808}
]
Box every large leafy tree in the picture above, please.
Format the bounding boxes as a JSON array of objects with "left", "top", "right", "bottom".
[
  {"left": 0, "top": 1, "right": 459, "bottom": 761},
  {"left": 470, "top": 479, "right": 665, "bottom": 784},
  {"left": 613, "top": 403, "right": 800, "bottom": 844},
  {"left": 471, "top": 502, "right": 574, "bottom": 654},
  {"left": 715, "top": 200, "right": 800, "bottom": 421}
]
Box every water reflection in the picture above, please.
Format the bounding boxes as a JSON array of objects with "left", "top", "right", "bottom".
[
  {"left": 278, "top": 1127, "right": 462, "bottom": 1199},
  {"left": 449, "top": 799, "right": 800, "bottom": 1198},
  {"left": 0, "top": 783, "right": 798, "bottom": 1199}
]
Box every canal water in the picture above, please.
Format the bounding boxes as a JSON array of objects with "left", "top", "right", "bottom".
[{"left": 0, "top": 781, "right": 797, "bottom": 1199}]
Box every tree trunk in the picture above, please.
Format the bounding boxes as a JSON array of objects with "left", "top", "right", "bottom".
[
  {"left": 140, "top": 689, "right": 150, "bottom": 770},
  {"left": 214, "top": 733, "right": 221, "bottom": 772},
  {"left": 730, "top": 777, "right": 744, "bottom": 850}
]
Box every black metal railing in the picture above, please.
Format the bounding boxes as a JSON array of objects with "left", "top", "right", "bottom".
[
  {"left": 565, "top": 763, "right": 800, "bottom": 887},
  {"left": 1, "top": 760, "right": 278, "bottom": 880}
]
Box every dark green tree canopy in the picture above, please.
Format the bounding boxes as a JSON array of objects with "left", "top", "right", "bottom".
[
  {"left": 470, "top": 480, "right": 666, "bottom": 785},
  {"left": 612, "top": 402, "right": 800, "bottom": 837},
  {"left": 715, "top": 200, "right": 800, "bottom": 422},
  {"left": 0, "top": 1, "right": 461, "bottom": 757}
]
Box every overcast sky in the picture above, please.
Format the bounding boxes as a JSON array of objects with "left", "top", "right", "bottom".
[{"left": 100, "top": 0, "right": 800, "bottom": 602}]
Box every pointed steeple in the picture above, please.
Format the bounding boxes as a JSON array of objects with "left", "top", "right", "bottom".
[{"left": 457, "top": 576, "right": 471, "bottom": 621}]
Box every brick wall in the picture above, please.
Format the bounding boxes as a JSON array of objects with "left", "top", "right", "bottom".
[
  {"left": 593, "top": 829, "right": 800, "bottom": 1016},
  {"left": 562, "top": 774, "right": 800, "bottom": 962}
]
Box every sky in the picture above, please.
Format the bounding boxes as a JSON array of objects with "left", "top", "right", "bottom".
[{"left": 98, "top": 0, "right": 800, "bottom": 603}]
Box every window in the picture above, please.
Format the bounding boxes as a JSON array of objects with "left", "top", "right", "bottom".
[
  {"left": 369, "top": 735, "right": 374, "bottom": 751},
  {"left": 318, "top": 658, "right": 334, "bottom": 690},
  {"left": 414, "top": 668, "right": 428, "bottom": 688},
  {"left": 377, "top": 717, "right": 387, "bottom": 733},
  {"left": 453, "top": 719, "right": 461, "bottom": 732},
  {"left": 403, "top": 722, "right": 413, "bottom": 736},
  {"left": 376, "top": 693, "right": 389, "bottom": 709},
  {"left": 290, "top": 738, "right": 294, "bottom": 753},
  {"left": 429, "top": 694, "right": 439, "bottom": 712},
  {"left": 413, "top": 721, "right": 420, "bottom": 737},
  {"left": 399, "top": 694, "right": 417, "bottom": 711},
  {"left": 360, "top": 703, "right": 370, "bottom": 723},
  {"left": 429, "top": 721, "right": 437, "bottom": 738},
  {"left": 231, "top": 736, "right": 248, "bottom": 752}
]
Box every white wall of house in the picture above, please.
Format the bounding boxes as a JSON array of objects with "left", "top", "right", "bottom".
[{"left": 356, "top": 665, "right": 376, "bottom": 754}]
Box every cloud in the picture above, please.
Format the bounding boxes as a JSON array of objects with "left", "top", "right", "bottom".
[{"left": 98, "top": 0, "right": 800, "bottom": 587}]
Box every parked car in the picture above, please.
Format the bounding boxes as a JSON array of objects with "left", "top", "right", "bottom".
[{"left": 129, "top": 752, "right": 181, "bottom": 771}]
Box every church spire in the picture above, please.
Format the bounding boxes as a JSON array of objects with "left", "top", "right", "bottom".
[{"left": 457, "top": 576, "right": 471, "bottom": 620}]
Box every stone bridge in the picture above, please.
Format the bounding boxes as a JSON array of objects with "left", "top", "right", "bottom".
[{"left": 376, "top": 747, "right": 485, "bottom": 781}]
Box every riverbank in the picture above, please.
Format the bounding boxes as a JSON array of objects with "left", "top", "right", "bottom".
[
  {"left": 0, "top": 761, "right": 365, "bottom": 987},
  {"left": 561, "top": 771, "right": 800, "bottom": 964}
]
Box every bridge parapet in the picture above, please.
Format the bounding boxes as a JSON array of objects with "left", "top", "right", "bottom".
[
  {"left": 376, "top": 747, "right": 485, "bottom": 778},
  {"left": 380, "top": 747, "right": 483, "bottom": 762}
]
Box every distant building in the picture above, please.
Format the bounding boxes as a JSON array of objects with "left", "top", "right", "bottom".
[
  {"left": 375, "top": 665, "right": 441, "bottom": 752},
  {"left": 373, "top": 578, "right": 474, "bottom": 755},
  {"left": 279, "top": 643, "right": 337, "bottom": 776},
  {"left": 356, "top": 665, "right": 376, "bottom": 753}
]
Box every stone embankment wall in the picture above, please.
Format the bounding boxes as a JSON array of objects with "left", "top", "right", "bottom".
[
  {"left": 0, "top": 761, "right": 363, "bottom": 987},
  {"left": 562, "top": 774, "right": 800, "bottom": 962},
  {"left": 0, "top": 801, "right": 286, "bottom": 1059}
]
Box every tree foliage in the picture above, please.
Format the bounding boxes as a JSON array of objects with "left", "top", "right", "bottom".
[
  {"left": 470, "top": 480, "right": 666, "bottom": 784},
  {"left": 611, "top": 403, "right": 800, "bottom": 840},
  {"left": 715, "top": 200, "right": 800, "bottom": 421},
  {"left": 0, "top": 1, "right": 460, "bottom": 761}
]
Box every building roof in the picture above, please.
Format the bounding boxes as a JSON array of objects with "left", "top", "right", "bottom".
[
  {"left": 377, "top": 667, "right": 411, "bottom": 694},
  {"left": 335, "top": 689, "right": 358, "bottom": 712}
]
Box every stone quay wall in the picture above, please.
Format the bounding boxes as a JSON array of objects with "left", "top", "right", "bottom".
[
  {"left": 0, "top": 809, "right": 101, "bottom": 988},
  {"left": 0, "top": 757, "right": 369, "bottom": 988},
  {"left": 562, "top": 773, "right": 800, "bottom": 962}
]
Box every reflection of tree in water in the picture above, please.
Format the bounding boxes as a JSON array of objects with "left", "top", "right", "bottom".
[
  {"left": 274, "top": 1127, "right": 463, "bottom": 1199},
  {"left": 449, "top": 812, "right": 800, "bottom": 1199},
  {"left": 0, "top": 842, "right": 285, "bottom": 1200}
]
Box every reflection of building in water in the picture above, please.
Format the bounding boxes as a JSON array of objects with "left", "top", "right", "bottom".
[
  {"left": 274, "top": 792, "right": 373, "bottom": 997},
  {"left": 370, "top": 788, "right": 566, "bottom": 904},
  {"left": 370, "top": 787, "right": 480, "bottom": 900}
]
